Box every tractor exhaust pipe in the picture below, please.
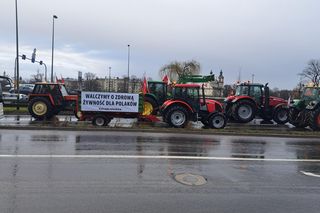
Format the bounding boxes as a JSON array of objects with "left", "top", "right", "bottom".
[
  {"left": 264, "top": 83, "right": 270, "bottom": 110},
  {"left": 202, "top": 84, "right": 206, "bottom": 106}
]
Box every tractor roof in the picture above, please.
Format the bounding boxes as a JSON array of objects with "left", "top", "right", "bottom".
[{"left": 238, "top": 82, "right": 264, "bottom": 87}]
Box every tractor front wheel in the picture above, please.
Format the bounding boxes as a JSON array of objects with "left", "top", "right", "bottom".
[
  {"left": 232, "top": 100, "right": 256, "bottom": 123},
  {"left": 166, "top": 106, "right": 189, "bottom": 128},
  {"left": 28, "top": 97, "right": 53, "bottom": 120},
  {"left": 273, "top": 107, "right": 289, "bottom": 124},
  {"left": 308, "top": 108, "right": 320, "bottom": 131},
  {"left": 208, "top": 113, "right": 226, "bottom": 129}
]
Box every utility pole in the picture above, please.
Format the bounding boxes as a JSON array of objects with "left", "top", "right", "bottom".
[
  {"left": 15, "top": 0, "right": 20, "bottom": 110},
  {"left": 109, "top": 66, "right": 111, "bottom": 92},
  {"left": 127, "top": 44, "right": 130, "bottom": 92}
]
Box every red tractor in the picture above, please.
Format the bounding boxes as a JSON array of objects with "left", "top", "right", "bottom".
[
  {"left": 160, "top": 84, "right": 226, "bottom": 128},
  {"left": 28, "top": 82, "right": 80, "bottom": 120},
  {"left": 224, "top": 83, "right": 289, "bottom": 124}
]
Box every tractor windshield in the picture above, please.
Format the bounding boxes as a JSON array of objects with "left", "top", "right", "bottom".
[
  {"left": 59, "top": 85, "right": 69, "bottom": 97},
  {"left": 302, "top": 87, "right": 320, "bottom": 100},
  {"left": 235, "top": 85, "right": 249, "bottom": 96},
  {"left": 173, "top": 87, "right": 199, "bottom": 100}
]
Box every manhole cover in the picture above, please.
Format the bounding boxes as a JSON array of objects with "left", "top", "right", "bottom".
[{"left": 174, "top": 173, "right": 207, "bottom": 186}]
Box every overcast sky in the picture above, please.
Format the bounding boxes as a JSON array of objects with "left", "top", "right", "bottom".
[{"left": 1, "top": 0, "right": 320, "bottom": 89}]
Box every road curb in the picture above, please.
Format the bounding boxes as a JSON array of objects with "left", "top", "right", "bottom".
[{"left": 0, "top": 124, "right": 319, "bottom": 139}]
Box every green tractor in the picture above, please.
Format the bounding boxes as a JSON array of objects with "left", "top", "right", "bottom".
[
  {"left": 288, "top": 86, "right": 320, "bottom": 129},
  {"left": 142, "top": 73, "right": 215, "bottom": 116},
  {"left": 143, "top": 81, "right": 169, "bottom": 115}
]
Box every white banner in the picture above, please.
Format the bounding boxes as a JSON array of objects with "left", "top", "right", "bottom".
[{"left": 81, "top": 92, "right": 139, "bottom": 113}]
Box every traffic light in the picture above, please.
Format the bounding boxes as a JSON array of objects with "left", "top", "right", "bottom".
[
  {"left": 21, "top": 54, "right": 26, "bottom": 60},
  {"left": 31, "top": 48, "right": 36, "bottom": 63},
  {"left": 39, "top": 61, "right": 43, "bottom": 65}
]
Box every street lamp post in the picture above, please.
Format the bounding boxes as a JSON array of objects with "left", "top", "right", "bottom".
[
  {"left": 127, "top": 44, "right": 130, "bottom": 92},
  {"left": 109, "top": 66, "right": 111, "bottom": 92},
  {"left": 51, "top": 15, "right": 58, "bottom": 82},
  {"left": 15, "top": 0, "right": 20, "bottom": 110}
]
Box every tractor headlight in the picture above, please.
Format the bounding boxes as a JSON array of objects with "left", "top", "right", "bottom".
[
  {"left": 306, "top": 101, "right": 319, "bottom": 110},
  {"left": 76, "top": 111, "right": 82, "bottom": 119}
]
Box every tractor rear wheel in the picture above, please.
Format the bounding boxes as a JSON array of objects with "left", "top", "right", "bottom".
[
  {"left": 92, "top": 115, "right": 111, "bottom": 127},
  {"left": 28, "top": 97, "right": 53, "bottom": 120},
  {"left": 232, "top": 100, "right": 256, "bottom": 123},
  {"left": 308, "top": 108, "right": 320, "bottom": 131},
  {"left": 166, "top": 105, "right": 189, "bottom": 128},
  {"left": 208, "top": 113, "right": 226, "bottom": 129},
  {"left": 143, "top": 97, "right": 158, "bottom": 116},
  {"left": 288, "top": 108, "right": 308, "bottom": 128},
  {"left": 273, "top": 107, "right": 289, "bottom": 124}
]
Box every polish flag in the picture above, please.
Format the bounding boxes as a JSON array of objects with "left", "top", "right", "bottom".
[
  {"left": 142, "top": 76, "right": 148, "bottom": 94},
  {"left": 162, "top": 75, "right": 169, "bottom": 84}
]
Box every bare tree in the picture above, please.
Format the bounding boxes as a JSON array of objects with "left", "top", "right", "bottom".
[
  {"left": 83, "top": 72, "right": 99, "bottom": 91},
  {"left": 159, "top": 60, "right": 201, "bottom": 81},
  {"left": 299, "top": 59, "right": 320, "bottom": 86}
]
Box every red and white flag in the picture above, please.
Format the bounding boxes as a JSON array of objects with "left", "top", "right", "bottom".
[
  {"left": 141, "top": 76, "right": 149, "bottom": 94},
  {"left": 162, "top": 75, "right": 169, "bottom": 84}
]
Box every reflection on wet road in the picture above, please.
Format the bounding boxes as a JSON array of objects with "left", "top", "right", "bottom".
[
  {"left": 0, "top": 130, "right": 320, "bottom": 213},
  {"left": 0, "top": 130, "right": 319, "bottom": 160}
]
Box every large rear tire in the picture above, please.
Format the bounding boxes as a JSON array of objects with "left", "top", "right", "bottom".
[
  {"left": 143, "top": 97, "right": 158, "bottom": 116},
  {"left": 232, "top": 100, "right": 256, "bottom": 123},
  {"left": 308, "top": 108, "right": 320, "bottom": 131},
  {"left": 28, "top": 97, "right": 53, "bottom": 120},
  {"left": 166, "top": 105, "right": 189, "bottom": 128},
  {"left": 273, "top": 107, "right": 289, "bottom": 124},
  {"left": 208, "top": 113, "right": 226, "bottom": 129},
  {"left": 288, "top": 108, "right": 308, "bottom": 128}
]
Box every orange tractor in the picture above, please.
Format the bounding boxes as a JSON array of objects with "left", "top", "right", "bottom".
[{"left": 28, "top": 82, "right": 80, "bottom": 120}]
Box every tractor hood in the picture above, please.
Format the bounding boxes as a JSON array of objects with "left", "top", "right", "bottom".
[
  {"left": 64, "top": 95, "right": 79, "bottom": 101},
  {"left": 269, "top": 96, "right": 287, "bottom": 105},
  {"left": 224, "top": 95, "right": 251, "bottom": 103}
]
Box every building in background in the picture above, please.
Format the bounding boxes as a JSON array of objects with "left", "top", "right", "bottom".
[{"left": 64, "top": 71, "right": 224, "bottom": 96}]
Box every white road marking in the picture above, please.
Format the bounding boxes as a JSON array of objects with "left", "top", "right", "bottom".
[
  {"left": 0, "top": 154, "right": 319, "bottom": 162},
  {"left": 300, "top": 171, "right": 320, "bottom": 177}
]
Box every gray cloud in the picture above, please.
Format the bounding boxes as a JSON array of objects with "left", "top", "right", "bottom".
[{"left": 1, "top": 0, "right": 320, "bottom": 88}]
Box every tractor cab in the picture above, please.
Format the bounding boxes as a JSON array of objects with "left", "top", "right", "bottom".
[
  {"left": 172, "top": 84, "right": 201, "bottom": 112},
  {"left": 233, "top": 83, "right": 265, "bottom": 106},
  {"left": 147, "top": 81, "right": 168, "bottom": 105},
  {"left": 300, "top": 87, "right": 320, "bottom": 102}
]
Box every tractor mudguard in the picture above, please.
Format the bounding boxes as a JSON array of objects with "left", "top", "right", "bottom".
[
  {"left": 145, "top": 93, "right": 158, "bottom": 104},
  {"left": 30, "top": 94, "right": 55, "bottom": 106},
  {"left": 161, "top": 100, "right": 194, "bottom": 114},
  {"left": 231, "top": 96, "right": 255, "bottom": 104},
  {"left": 274, "top": 103, "right": 288, "bottom": 110}
]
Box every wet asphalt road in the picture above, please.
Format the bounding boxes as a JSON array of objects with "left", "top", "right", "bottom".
[{"left": 0, "top": 129, "right": 320, "bottom": 213}]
